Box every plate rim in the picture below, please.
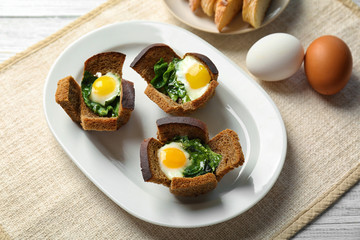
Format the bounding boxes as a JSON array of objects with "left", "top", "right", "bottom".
[{"left": 43, "top": 20, "right": 287, "bottom": 228}]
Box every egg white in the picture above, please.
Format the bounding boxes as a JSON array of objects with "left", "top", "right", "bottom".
[
  {"left": 89, "top": 72, "right": 121, "bottom": 106},
  {"left": 157, "top": 142, "right": 191, "bottom": 180},
  {"left": 175, "top": 56, "right": 210, "bottom": 101}
]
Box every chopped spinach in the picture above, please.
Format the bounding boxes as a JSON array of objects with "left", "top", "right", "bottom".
[
  {"left": 172, "top": 136, "right": 222, "bottom": 178},
  {"left": 81, "top": 71, "right": 121, "bottom": 117},
  {"left": 151, "top": 58, "right": 191, "bottom": 103}
]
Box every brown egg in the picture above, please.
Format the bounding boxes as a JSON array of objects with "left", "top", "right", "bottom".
[{"left": 304, "top": 35, "right": 352, "bottom": 95}]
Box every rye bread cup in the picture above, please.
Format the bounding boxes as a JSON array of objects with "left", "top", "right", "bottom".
[
  {"left": 140, "top": 116, "right": 245, "bottom": 197},
  {"left": 55, "top": 52, "right": 135, "bottom": 131},
  {"left": 130, "top": 43, "right": 219, "bottom": 115}
]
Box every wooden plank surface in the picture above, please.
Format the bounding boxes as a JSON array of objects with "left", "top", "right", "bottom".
[{"left": 0, "top": 0, "right": 359, "bottom": 239}]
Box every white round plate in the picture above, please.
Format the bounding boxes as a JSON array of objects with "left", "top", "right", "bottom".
[
  {"left": 163, "top": 0, "right": 290, "bottom": 34},
  {"left": 44, "top": 21, "right": 286, "bottom": 228}
]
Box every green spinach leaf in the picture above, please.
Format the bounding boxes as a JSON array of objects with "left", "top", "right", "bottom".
[
  {"left": 151, "top": 58, "right": 191, "bottom": 103},
  {"left": 172, "top": 136, "right": 222, "bottom": 178}
]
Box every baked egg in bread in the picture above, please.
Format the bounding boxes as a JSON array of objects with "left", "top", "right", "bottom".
[
  {"left": 55, "top": 51, "right": 135, "bottom": 131},
  {"left": 130, "top": 43, "right": 219, "bottom": 115},
  {"left": 175, "top": 55, "right": 211, "bottom": 101},
  {"left": 89, "top": 72, "right": 121, "bottom": 106},
  {"left": 140, "top": 117, "right": 245, "bottom": 197},
  {"left": 158, "top": 142, "right": 191, "bottom": 179}
]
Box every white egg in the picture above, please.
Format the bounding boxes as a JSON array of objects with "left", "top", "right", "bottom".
[
  {"left": 158, "top": 142, "right": 191, "bottom": 180},
  {"left": 246, "top": 33, "right": 304, "bottom": 81},
  {"left": 89, "top": 72, "right": 121, "bottom": 106},
  {"left": 175, "top": 56, "right": 211, "bottom": 100}
]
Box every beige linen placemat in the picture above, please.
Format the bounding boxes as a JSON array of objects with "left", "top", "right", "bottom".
[{"left": 0, "top": 0, "right": 359, "bottom": 239}]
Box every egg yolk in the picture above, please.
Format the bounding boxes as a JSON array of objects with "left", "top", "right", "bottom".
[
  {"left": 185, "top": 63, "right": 211, "bottom": 89},
  {"left": 92, "top": 75, "right": 116, "bottom": 96},
  {"left": 161, "top": 148, "right": 187, "bottom": 169}
]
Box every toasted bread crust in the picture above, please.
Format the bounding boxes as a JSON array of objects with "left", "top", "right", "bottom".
[
  {"left": 140, "top": 138, "right": 154, "bottom": 182},
  {"left": 140, "top": 117, "right": 245, "bottom": 197},
  {"left": 55, "top": 52, "right": 135, "bottom": 131},
  {"left": 156, "top": 117, "right": 209, "bottom": 143},
  {"left": 209, "top": 129, "right": 245, "bottom": 181},
  {"left": 170, "top": 173, "right": 217, "bottom": 197},
  {"left": 140, "top": 138, "right": 171, "bottom": 187},
  {"left": 121, "top": 79, "right": 135, "bottom": 110},
  {"left": 116, "top": 79, "right": 135, "bottom": 128},
  {"left": 55, "top": 76, "right": 81, "bottom": 123}
]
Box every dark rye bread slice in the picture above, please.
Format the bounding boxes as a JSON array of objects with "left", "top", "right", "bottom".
[
  {"left": 130, "top": 43, "right": 219, "bottom": 115},
  {"left": 170, "top": 173, "right": 217, "bottom": 197},
  {"left": 130, "top": 43, "right": 180, "bottom": 82},
  {"left": 55, "top": 52, "right": 135, "bottom": 131},
  {"left": 140, "top": 138, "right": 171, "bottom": 187},
  {"left": 156, "top": 116, "right": 209, "bottom": 143},
  {"left": 84, "top": 52, "right": 125, "bottom": 76},
  {"left": 209, "top": 129, "right": 245, "bottom": 181},
  {"left": 55, "top": 76, "right": 81, "bottom": 123},
  {"left": 140, "top": 116, "right": 244, "bottom": 197}
]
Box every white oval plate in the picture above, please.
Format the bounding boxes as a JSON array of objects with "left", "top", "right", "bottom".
[
  {"left": 44, "top": 21, "right": 286, "bottom": 228},
  {"left": 163, "top": 0, "right": 290, "bottom": 34}
]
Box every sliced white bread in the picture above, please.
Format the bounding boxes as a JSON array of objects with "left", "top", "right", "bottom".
[
  {"left": 215, "top": 0, "right": 243, "bottom": 32},
  {"left": 242, "top": 0, "right": 272, "bottom": 28}
]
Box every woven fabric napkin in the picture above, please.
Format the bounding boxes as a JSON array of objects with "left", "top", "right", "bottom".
[{"left": 0, "top": 0, "right": 359, "bottom": 239}]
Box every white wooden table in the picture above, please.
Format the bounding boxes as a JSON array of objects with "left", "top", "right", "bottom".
[{"left": 0, "top": 0, "right": 359, "bottom": 238}]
